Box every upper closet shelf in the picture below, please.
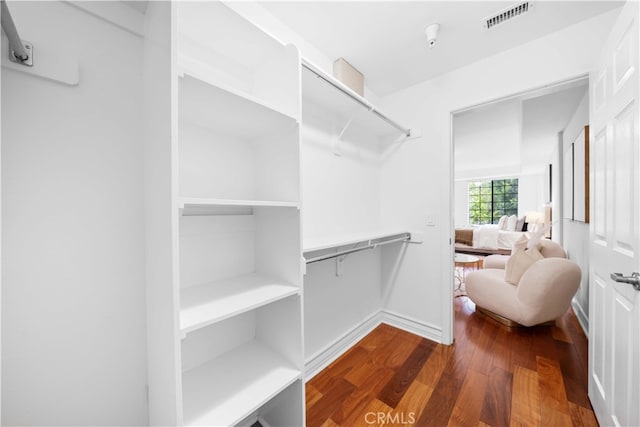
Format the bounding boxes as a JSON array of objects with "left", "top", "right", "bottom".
[
  {"left": 302, "top": 60, "right": 414, "bottom": 140},
  {"left": 178, "top": 72, "right": 298, "bottom": 140},
  {"left": 179, "top": 198, "right": 299, "bottom": 216},
  {"left": 177, "top": 1, "right": 300, "bottom": 123}
]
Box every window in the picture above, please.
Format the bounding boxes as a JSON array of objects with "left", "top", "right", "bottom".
[{"left": 468, "top": 178, "right": 518, "bottom": 224}]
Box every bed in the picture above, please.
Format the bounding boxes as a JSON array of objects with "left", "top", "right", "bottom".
[{"left": 455, "top": 224, "right": 528, "bottom": 255}]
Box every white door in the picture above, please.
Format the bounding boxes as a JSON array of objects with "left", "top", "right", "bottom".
[{"left": 589, "top": 1, "right": 640, "bottom": 426}]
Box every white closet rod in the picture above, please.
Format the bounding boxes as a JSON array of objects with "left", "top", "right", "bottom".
[
  {"left": 305, "top": 234, "right": 411, "bottom": 264},
  {"left": 1, "top": 1, "right": 29, "bottom": 63},
  {"left": 302, "top": 61, "right": 411, "bottom": 137}
]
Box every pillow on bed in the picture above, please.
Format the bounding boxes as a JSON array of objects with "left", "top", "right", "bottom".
[
  {"left": 497, "top": 215, "right": 508, "bottom": 230},
  {"left": 506, "top": 215, "right": 517, "bottom": 231},
  {"left": 515, "top": 216, "right": 526, "bottom": 231},
  {"left": 505, "top": 244, "right": 544, "bottom": 285}
]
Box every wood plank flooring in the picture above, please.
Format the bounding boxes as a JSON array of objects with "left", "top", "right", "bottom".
[{"left": 306, "top": 297, "right": 597, "bottom": 426}]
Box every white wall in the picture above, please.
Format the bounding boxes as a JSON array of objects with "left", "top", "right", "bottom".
[
  {"left": 301, "top": 101, "right": 385, "bottom": 366},
  {"left": 562, "top": 92, "right": 590, "bottom": 332},
  {"left": 301, "top": 108, "right": 382, "bottom": 239},
  {"left": 2, "top": 2, "right": 148, "bottom": 425},
  {"left": 454, "top": 100, "right": 522, "bottom": 180},
  {"left": 304, "top": 250, "right": 382, "bottom": 359},
  {"left": 518, "top": 173, "right": 545, "bottom": 216},
  {"left": 378, "top": 8, "right": 620, "bottom": 343},
  {"left": 454, "top": 181, "right": 469, "bottom": 226}
]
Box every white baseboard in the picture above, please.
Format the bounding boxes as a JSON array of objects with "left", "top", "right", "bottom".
[
  {"left": 380, "top": 309, "right": 443, "bottom": 343},
  {"left": 571, "top": 298, "right": 589, "bottom": 336},
  {"left": 304, "top": 310, "right": 443, "bottom": 381},
  {"left": 304, "top": 311, "right": 383, "bottom": 380}
]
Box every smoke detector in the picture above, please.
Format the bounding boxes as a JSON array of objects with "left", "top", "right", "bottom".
[
  {"left": 483, "top": 1, "right": 534, "bottom": 29},
  {"left": 425, "top": 23, "right": 440, "bottom": 48}
]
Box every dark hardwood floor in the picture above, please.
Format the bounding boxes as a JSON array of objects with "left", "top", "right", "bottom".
[{"left": 306, "top": 297, "right": 597, "bottom": 426}]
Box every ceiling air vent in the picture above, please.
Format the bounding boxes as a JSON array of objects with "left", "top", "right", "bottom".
[{"left": 484, "top": 1, "right": 534, "bottom": 29}]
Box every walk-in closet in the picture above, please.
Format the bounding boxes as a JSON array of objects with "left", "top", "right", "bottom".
[{"left": 5, "top": 0, "right": 627, "bottom": 425}]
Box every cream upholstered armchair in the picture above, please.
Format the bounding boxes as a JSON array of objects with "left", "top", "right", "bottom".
[{"left": 465, "top": 240, "right": 581, "bottom": 327}]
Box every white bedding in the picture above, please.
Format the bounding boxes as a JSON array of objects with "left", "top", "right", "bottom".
[{"left": 472, "top": 224, "right": 528, "bottom": 250}]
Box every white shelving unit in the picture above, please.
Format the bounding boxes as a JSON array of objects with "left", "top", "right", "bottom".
[
  {"left": 178, "top": 72, "right": 298, "bottom": 138},
  {"left": 178, "top": 71, "right": 300, "bottom": 202},
  {"left": 180, "top": 294, "right": 302, "bottom": 426},
  {"left": 144, "top": 2, "right": 304, "bottom": 426},
  {"left": 182, "top": 341, "right": 300, "bottom": 426},
  {"left": 176, "top": 3, "right": 299, "bottom": 121},
  {"left": 301, "top": 60, "right": 413, "bottom": 142},
  {"left": 179, "top": 198, "right": 299, "bottom": 216},
  {"left": 180, "top": 273, "right": 299, "bottom": 335}
]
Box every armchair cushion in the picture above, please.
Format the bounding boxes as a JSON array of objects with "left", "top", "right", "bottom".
[
  {"left": 538, "top": 239, "right": 567, "bottom": 258},
  {"left": 484, "top": 254, "right": 510, "bottom": 269},
  {"left": 504, "top": 245, "right": 544, "bottom": 285}
]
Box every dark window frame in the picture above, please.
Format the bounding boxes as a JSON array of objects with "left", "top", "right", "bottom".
[{"left": 468, "top": 178, "right": 518, "bottom": 225}]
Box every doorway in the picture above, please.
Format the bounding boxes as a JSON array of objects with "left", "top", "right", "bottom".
[{"left": 450, "top": 75, "right": 590, "bottom": 330}]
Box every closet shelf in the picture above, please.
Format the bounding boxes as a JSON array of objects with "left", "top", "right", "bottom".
[
  {"left": 301, "top": 60, "right": 412, "bottom": 140},
  {"left": 179, "top": 198, "right": 300, "bottom": 216},
  {"left": 182, "top": 340, "right": 301, "bottom": 427},
  {"left": 176, "top": 1, "right": 300, "bottom": 123},
  {"left": 180, "top": 273, "right": 300, "bottom": 335},
  {"left": 178, "top": 71, "right": 299, "bottom": 140},
  {"left": 304, "top": 231, "right": 412, "bottom": 264},
  {"left": 304, "top": 230, "right": 412, "bottom": 253}
]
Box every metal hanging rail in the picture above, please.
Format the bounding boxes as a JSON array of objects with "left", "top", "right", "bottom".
[
  {"left": 1, "top": 0, "right": 31, "bottom": 66},
  {"left": 302, "top": 61, "right": 411, "bottom": 137},
  {"left": 305, "top": 233, "right": 411, "bottom": 264}
]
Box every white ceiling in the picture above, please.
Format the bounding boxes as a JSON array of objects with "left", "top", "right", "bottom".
[
  {"left": 262, "top": 1, "right": 622, "bottom": 96},
  {"left": 260, "top": 1, "right": 598, "bottom": 179}
]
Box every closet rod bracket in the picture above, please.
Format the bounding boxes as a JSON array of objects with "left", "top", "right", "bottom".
[
  {"left": 333, "top": 115, "right": 355, "bottom": 156},
  {"left": 2, "top": 1, "right": 32, "bottom": 66},
  {"left": 336, "top": 255, "right": 346, "bottom": 276},
  {"left": 8, "top": 39, "right": 32, "bottom": 66}
]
